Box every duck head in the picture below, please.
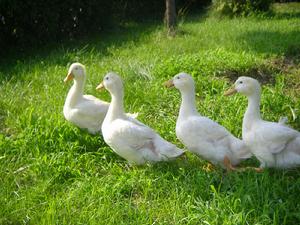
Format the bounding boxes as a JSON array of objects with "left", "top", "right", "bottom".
[
  {"left": 64, "top": 63, "right": 86, "bottom": 83},
  {"left": 164, "top": 72, "right": 195, "bottom": 92},
  {"left": 224, "top": 76, "right": 261, "bottom": 97},
  {"left": 96, "top": 72, "right": 123, "bottom": 94}
]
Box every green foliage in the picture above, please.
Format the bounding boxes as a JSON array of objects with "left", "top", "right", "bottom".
[
  {"left": 1, "top": 3, "right": 300, "bottom": 224},
  {"left": 212, "top": 0, "right": 274, "bottom": 16}
]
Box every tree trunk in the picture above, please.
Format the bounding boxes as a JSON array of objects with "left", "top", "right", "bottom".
[{"left": 165, "top": 0, "right": 176, "bottom": 36}]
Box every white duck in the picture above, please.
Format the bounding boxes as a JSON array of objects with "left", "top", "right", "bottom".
[
  {"left": 225, "top": 76, "right": 300, "bottom": 169},
  {"left": 64, "top": 63, "right": 138, "bottom": 134},
  {"left": 96, "top": 72, "right": 184, "bottom": 165},
  {"left": 63, "top": 63, "right": 110, "bottom": 134},
  {"left": 165, "top": 73, "right": 251, "bottom": 170}
]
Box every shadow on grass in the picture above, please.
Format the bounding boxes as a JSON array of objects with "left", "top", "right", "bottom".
[
  {"left": 223, "top": 29, "right": 300, "bottom": 84},
  {"left": 0, "top": 9, "right": 211, "bottom": 83},
  {"left": 270, "top": 2, "right": 300, "bottom": 20},
  {"left": 217, "top": 55, "right": 299, "bottom": 85},
  {"left": 0, "top": 20, "right": 161, "bottom": 82},
  {"left": 237, "top": 30, "right": 300, "bottom": 56},
  {"left": 217, "top": 64, "right": 278, "bottom": 85},
  {"left": 272, "top": 12, "right": 300, "bottom": 19}
]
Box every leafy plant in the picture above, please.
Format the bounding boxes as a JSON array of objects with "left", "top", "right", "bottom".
[{"left": 212, "top": 0, "right": 274, "bottom": 16}]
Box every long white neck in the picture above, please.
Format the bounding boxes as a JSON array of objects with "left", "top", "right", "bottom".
[
  {"left": 106, "top": 88, "right": 125, "bottom": 121},
  {"left": 243, "top": 91, "right": 261, "bottom": 134},
  {"left": 178, "top": 87, "right": 198, "bottom": 120},
  {"left": 65, "top": 78, "right": 85, "bottom": 107}
]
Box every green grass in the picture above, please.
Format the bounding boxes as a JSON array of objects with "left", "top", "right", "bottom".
[{"left": 1, "top": 3, "right": 300, "bottom": 224}]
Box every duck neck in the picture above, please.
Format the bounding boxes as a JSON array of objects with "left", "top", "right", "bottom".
[
  {"left": 179, "top": 88, "right": 198, "bottom": 120},
  {"left": 65, "top": 79, "right": 85, "bottom": 107},
  {"left": 107, "top": 89, "right": 125, "bottom": 121},
  {"left": 243, "top": 92, "right": 261, "bottom": 130}
]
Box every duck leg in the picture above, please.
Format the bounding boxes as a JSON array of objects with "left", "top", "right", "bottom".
[
  {"left": 241, "top": 166, "right": 264, "bottom": 172},
  {"left": 223, "top": 156, "right": 237, "bottom": 171},
  {"left": 254, "top": 167, "right": 264, "bottom": 172},
  {"left": 223, "top": 156, "right": 263, "bottom": 172}
]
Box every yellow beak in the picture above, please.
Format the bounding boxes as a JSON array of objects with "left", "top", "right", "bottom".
[
  {"left": 224, "top": 87, "right": 237, "bottom": 96},
  {"left": 164, "top": 79, "right": 174, "bottom": 88},
  {"left": 96, "top": 82, "right": 105, "bottom": 91},
  {"left": 64, "top": 73, "right": 74, "bottom": 83}
]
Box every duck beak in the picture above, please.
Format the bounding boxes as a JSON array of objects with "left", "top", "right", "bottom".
[
  {"left": 96, "top": 82, "right": 105, "bottom": 91},
  {"left": 64, "top": 73, "right": 74, "bottom": 83},
  {"left": 164, "top": 79, "right": 174, "bottom": 88},
  {"left": 224, "top": 86, "right": 237, "bottom": 96}
]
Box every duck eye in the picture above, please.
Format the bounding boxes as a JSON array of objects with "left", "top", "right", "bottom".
[
  {"left": 106, "top": 77, "right": 109, "bottom": 80},
  {"left": 177, "top": 77, "right": 180, "bottom": 79},
  {"left": 239, "top": 81, "right": 243, "bottom": 84}
]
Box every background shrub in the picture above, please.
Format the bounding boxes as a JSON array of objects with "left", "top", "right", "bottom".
[{"left": 212, "top": 0, "right": 274, "bottom": 16}]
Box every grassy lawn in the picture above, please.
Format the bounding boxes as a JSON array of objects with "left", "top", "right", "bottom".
[{"left": 1, "top": 3, "right": 300, "bottom": 224}]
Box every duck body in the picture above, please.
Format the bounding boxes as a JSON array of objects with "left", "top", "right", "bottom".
[
  {"left": 243, "top": 120, "right": 300, "bottom": 168},
  {"left": 102, "top": 116, "right": 183, "bottom": 164},
  {"left": 166, "top": 73, "right": 251, "bottom": 169},
  {"left": 63, "top": 63, "right": 109, "bottom": 134},
  {"left": 63, "top": 88, "right": 109, "bottom": 134},
  {"left": 176, "top": 115, "right": 250, "bottom": 167},
  {"left": 226, "top": 76, "right": 300, "bottom": 169},
  {"left": 98, "top": 72, "right": 184, "bottom": 165}
]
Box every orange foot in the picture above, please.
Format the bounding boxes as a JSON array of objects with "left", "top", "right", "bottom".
[
  {"left": 254, "top": 167, "right": 264, "bottom": 173},
  {"left": 243, "top": 166, "right": 264, "bottom": 173}
]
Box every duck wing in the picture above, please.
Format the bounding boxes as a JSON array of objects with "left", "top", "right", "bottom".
[
  {"left": 67, "top": 96, "right": 109, "bottom": 133},
  {"left": 110, "top": 118, "right": 183, "bottom": 159},
  {"left": 180, "top": 116, "right": 230, "bottom": 143},
  {"left": 76, "top": 95, "right": 109, "bottom": 117},
  {"left": 255, "top": 121, "right": 299, "bottom": 154}
]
